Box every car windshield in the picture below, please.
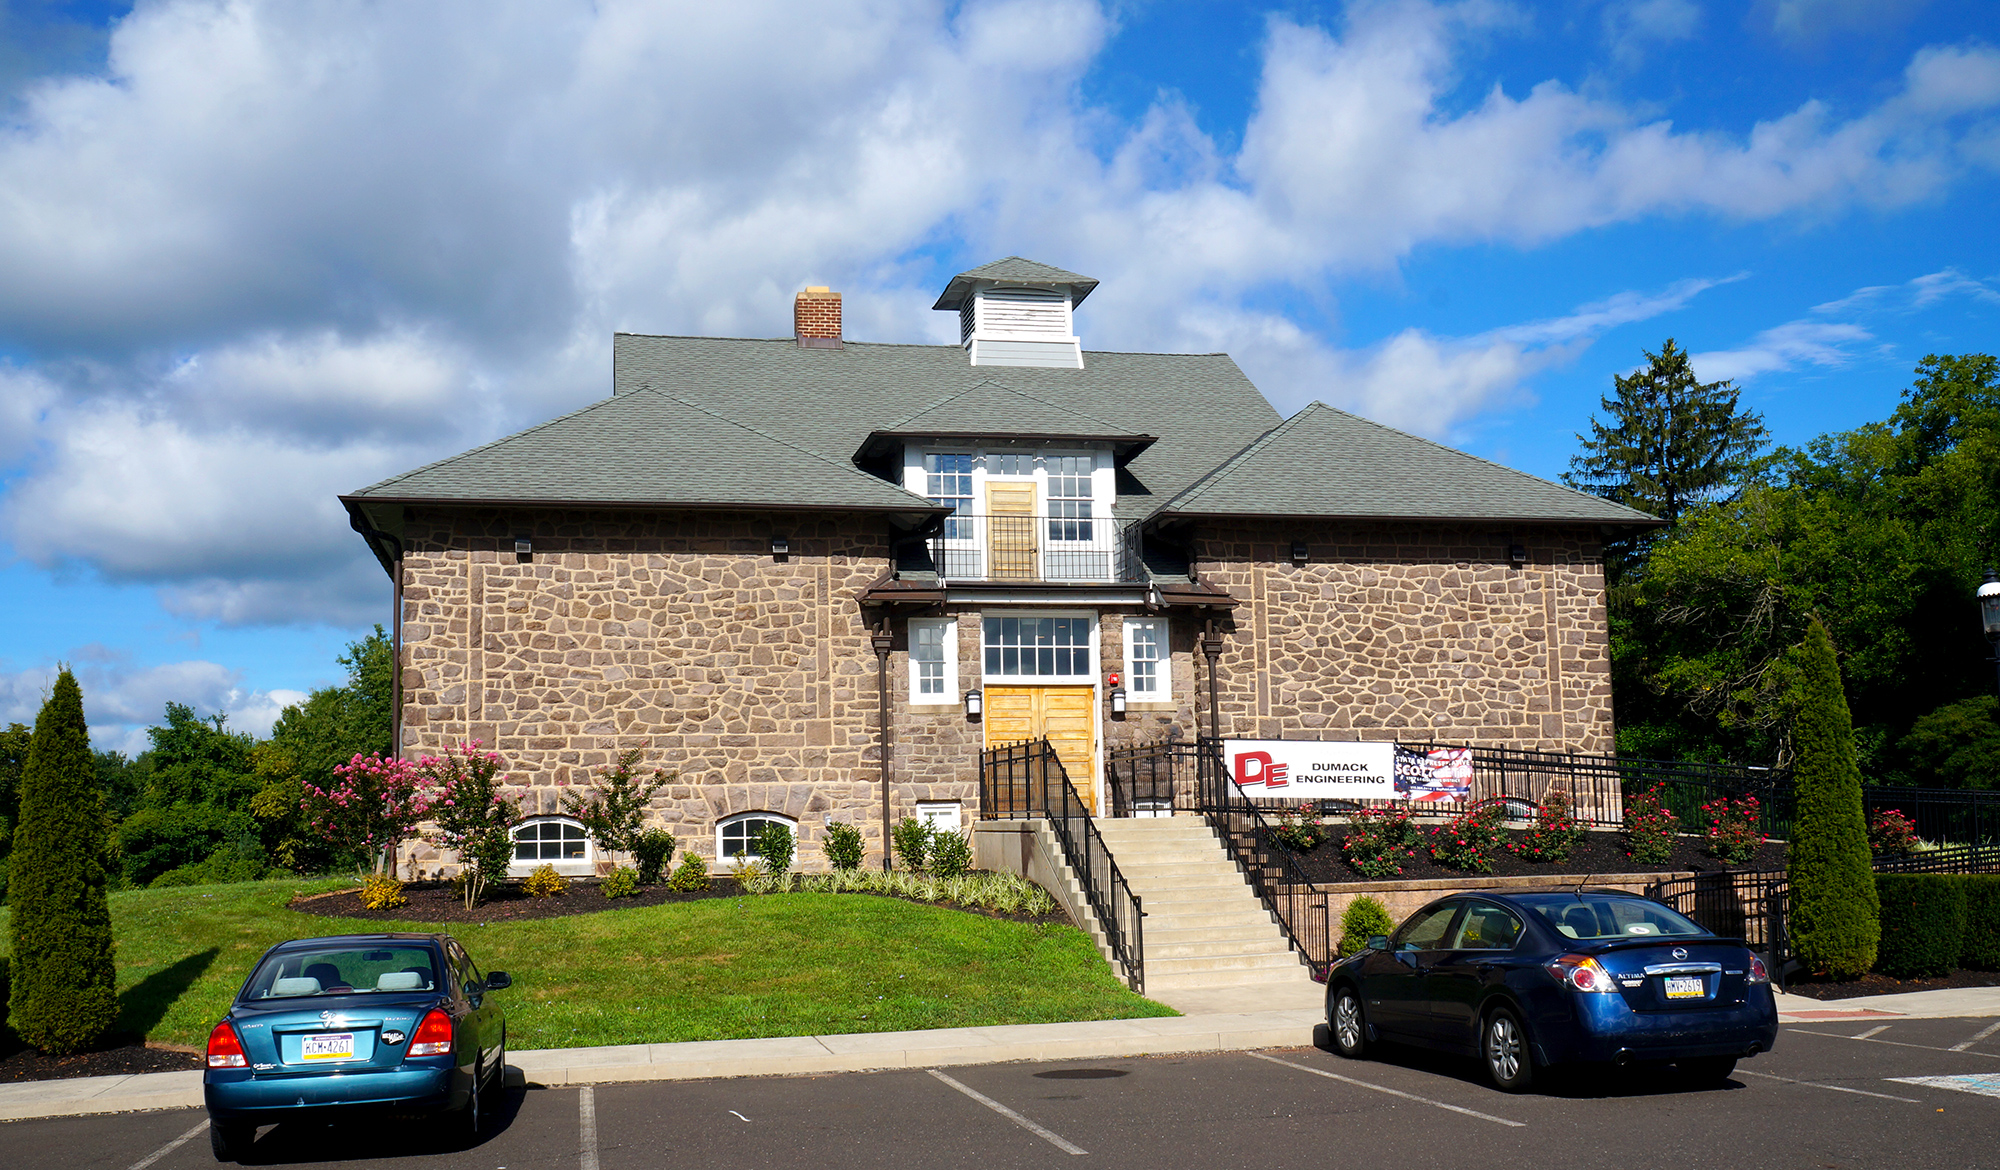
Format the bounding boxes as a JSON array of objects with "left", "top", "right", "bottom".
[
  {"left": 1516, "top": 895, "right": 1707, "bottom": 940},
  {"left": 244, "top": 945, "right": 441, "bottom": 999}
]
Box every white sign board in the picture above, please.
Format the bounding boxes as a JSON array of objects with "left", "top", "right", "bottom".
[{"left": 1223, "top": 740, "right": 1397, "bottom": 800}]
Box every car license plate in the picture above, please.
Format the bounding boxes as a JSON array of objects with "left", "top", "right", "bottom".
[
  {"left": 1664, "top": 976, "right": 1706, "bottom": 999},
  {"left": 301, "top": 1032, "right": 356, "bottom": 1061}
]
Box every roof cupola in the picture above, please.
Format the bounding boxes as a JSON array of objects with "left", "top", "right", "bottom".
[{"left": 932, "top": 257, "right": 1097, "bottom": 369}]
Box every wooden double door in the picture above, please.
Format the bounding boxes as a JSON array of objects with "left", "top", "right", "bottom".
[{"left": 984, "top": 685, "right": 1097, "bottom": 812}]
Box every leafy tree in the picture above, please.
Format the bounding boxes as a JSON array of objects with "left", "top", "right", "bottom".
[
  {"left": 1899, "top": 697, "right": 2000, "bottom": 790},
  {"left": 142, "top": 703, "right": 258, "bottom": 811},
  {"left": 266, "top": 627, "right": 393, "bottom": 797},
  {"left": 562, "top": 748, "right": 670, "bottom": 864},
  {"left": 0, "top": 722, "right": 29, "bottom": 901},
  {"left": 302, "top": 752, "right": 431, "bottom": 875},
  {"left": 1787, "top": 620, "right": 1880, "bottom": 981},
  {"left": 8, "top": 671, "right": 118, "bottom": 1054},
  {"left": 117, "top": 802, "right": 260, "bottom": 888},
  {"left": 95, "top": 749, "right": 146, "bottom": 821}
]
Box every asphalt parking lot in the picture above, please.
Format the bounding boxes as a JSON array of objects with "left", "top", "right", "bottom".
[{"left": 14, "top": 1017, "right": 2000, "bottom": 1170}]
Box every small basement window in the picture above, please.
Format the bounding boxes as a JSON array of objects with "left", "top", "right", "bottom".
[
  {"left": 510, "top": 817, "right": 593, "bottom": 876},
  {"left": 718, "top": 812, "right": 798, "bottom": 866}
]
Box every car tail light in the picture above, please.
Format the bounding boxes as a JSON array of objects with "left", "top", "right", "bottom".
[
  {"left": 1748, "top": 956, "right": 1771, "bottom": 984},
  {"left": 407, "top": 1009, "right": 454, "bottom": 1057},
  {"left": 1545, "top": 954, "right": 1618, "bottom": 993},
  {"left": 207, "top": 1020, "right": 248, "bottom": 1069}
]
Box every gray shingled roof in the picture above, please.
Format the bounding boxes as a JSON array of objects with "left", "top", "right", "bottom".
[
  {"left": 932, "top": 256, "right": 1100, "bottom": 310},
  {"left": 1154, "top": 402, "right": 1662, "bottom": 525},
  {"left": 612, "top": 336, "right": 1280, "bottom": 520},
  {"left": 873, "top": 379, "right": 1151, "bottom": 446},
  {"left": 345, "top": 387, "right": 942, "bottom": 515}
]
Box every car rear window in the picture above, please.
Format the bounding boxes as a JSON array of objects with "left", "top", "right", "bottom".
[
  {"left": 245, "top": 945, "right": 441, "bottom": 999},
  {"left": 1516, "top": 895, "right": 1707, "bottom": 940}
]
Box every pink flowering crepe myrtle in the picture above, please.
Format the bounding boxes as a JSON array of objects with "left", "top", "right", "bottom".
[{"left": 303, "top": 753, "right": 434, "bottom": 874}]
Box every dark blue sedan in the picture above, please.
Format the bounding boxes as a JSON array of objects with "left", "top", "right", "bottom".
[
  {"left": 203, "top": 932, "right": 511, "bottom": 1162},
  {"left": 1324, "top": 890, "right": 1778, "bottom": 1092}
]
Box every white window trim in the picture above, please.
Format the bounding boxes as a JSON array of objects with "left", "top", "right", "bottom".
[
  {"left": 1122, "top": 616, "right": 1172, "bottom": 702},
  {"left": 909, "top": 617, "right": 959, "bottom": 705},
  {"left": 716, "top": 811, "right": 798, "bottom": 869},
  {"left": 979, "top": 609, "right": 1098, "bottom": 684},
  {"left": 508, "top": 815, "right": 594, "bottom": 877}
]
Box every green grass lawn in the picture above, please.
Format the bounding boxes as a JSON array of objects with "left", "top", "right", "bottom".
[{"left": 1, "top": 880, "right": 1176, "bottom": 1051}]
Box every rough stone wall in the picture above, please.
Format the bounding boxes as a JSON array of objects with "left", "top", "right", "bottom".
[
  {"left": 1191, "top": 521, "right": 1612, "bottom": 753},
  {"left": 398, "top": 507, "right": 924, "bottom": 868},
  {"left": 883, "top": 609, "right": 985, "bottom": 829}
]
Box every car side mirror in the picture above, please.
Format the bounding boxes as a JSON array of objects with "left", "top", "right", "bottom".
[
  {"left": 1366, "top": 936, "right": 1389, "bottom": 952},
  {"left": 484, "top": 971, "right": 512, "bottom": 991}
]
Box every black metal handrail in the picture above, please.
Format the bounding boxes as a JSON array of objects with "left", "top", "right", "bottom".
[
  {"left": 979, "top": 738, "right": 1145, "bottom": 994},
  {"left": 1645, "top": 868, "right": 1790, "bottom": 989}
]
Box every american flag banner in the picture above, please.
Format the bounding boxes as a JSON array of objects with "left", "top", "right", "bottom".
[{"left": 1395, "top": 746, "right": 1473, "bottom": 803}]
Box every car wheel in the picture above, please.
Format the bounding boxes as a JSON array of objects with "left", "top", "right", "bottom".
[
  {"left": 1481, "top": 1005, "right": 1535, "bottom": 1093},
  {"left": 1328, "top": 986, "right": 1368, "bottom": 1059},
  {"left": 209, "top": 1120, "right": 253, "bottom": 1163},
  {"left": 1678, "top": 1055, "right": 1737, "bottom": 1084}
]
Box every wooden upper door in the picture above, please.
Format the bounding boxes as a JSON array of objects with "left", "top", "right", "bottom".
[
  {"left": 984, "top": 684, "right": 1096, "bottom": 812},
  {"left": 986, "top": 482, "right": 1036, "bottom": 579}
]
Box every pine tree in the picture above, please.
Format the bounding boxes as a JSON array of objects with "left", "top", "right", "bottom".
[
  {"left": 1786, "top": 620, "right": 1880, "bottom": 980},
  {"left": 7, "top": 670, "right": 119, "bottom": 1054}
]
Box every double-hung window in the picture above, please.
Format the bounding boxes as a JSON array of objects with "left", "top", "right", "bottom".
[
  {"left": 909, "top": 618, "right": 957, "bottom": 704},
  {"left": 925, "top": 453, "right": 973, "bottom": 540},
  {"left": 1123, "top": 617, "right": 1169, "bottom": 699},
  {"left": 983, "top": 615, "right": 1094, "bottom": 680},
  {"left": 1046, "top": 456, "right": 1093, "bottom": 542}
]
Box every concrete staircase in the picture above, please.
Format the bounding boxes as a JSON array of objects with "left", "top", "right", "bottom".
[{"left": 1095, "top": 818, "right": 1321, "bottom": 1005}]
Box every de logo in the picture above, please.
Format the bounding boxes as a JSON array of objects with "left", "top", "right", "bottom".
[{"left": 1233, "top": 750, "right": 1290, "bottom": 788}]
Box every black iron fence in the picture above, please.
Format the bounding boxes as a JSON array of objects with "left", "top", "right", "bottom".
[
  {"left": 1871, "top": 842, "right": 2000, "bottom": 874},
  {"left": 1644, "top": 868, "right": 1790, "bottom": 988},
  {"left": 978, "top": 738, "right": 1146, "bottom": 993},
  {"left": 1862, "top": 787, "right": 2000, "bottom": 848}
]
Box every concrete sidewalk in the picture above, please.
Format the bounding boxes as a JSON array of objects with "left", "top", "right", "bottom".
[{"left": 5, "top": 983, "right": 1995, "bottom": 1124}]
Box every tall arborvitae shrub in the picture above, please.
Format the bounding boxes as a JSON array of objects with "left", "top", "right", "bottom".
[
  {"left": 1786, "top": 620, "right": 1880, "bottom": 980},
  {"left": 7, "top": 671, "right": 118, "bottom": 1053}
]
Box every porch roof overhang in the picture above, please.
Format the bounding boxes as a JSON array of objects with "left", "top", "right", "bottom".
[
  {"left": 853, "top": 429, "right": 1157, "bottom": 467},
  {"left": 857, "top": 575, "right": 1238, "bottom": 611}
]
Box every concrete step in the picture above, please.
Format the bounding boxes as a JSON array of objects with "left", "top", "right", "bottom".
[
  {"left": 1144, "top": 964, "right": 1316, "bottom": 990},
  {"left": 1144, "top": 950, "right": 1308, "bottom": 977},
  {"left": 1116, "top": 868, "right": 1250, "bottom": 889},
  {"left": 1143, "top": 922, "right": 1283, "bottom": 944},
  {"left": 1140, "top": 910, "right": 1281, "bottom": 932},
  {"left": 1147, "top": 937, "right": 1300, "bottom": 959}
]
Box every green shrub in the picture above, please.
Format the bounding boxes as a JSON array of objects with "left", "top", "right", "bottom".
[
  {"left": 666, "top": 852, "right": 710, "bottom": 891},
  {"left": 1874, "top": 874, "right": 1967, "bottom": 979},
  {"left": 7, "top": 670, "right": 118, "bottom": 1055},
  {"left": 822, "top": 820, "right": 864, "bottom": 870},
  {"left": 1337, "top": 896, "right": 1397, "bottom": 957},
  {"left": 150, "top": 845, "right": 268, "bottom": 888},
  {"left": 1868, "top": 809, "right": 1920, "bottom": 855},
  {"left": 600, "top": 866, "right": 639, "bottom": 899},
  {"left": 1961, "top": 876, "right": 2000, "bottom": 970},
  {"left": 755, "top": 822, "right": 794, "bottom": 876},
  {"left": 631, "top": 829, "right": 676, "bottom": 884},
  {"left": 930, "top": 829, "right": 971, "bottom": 878},
  {"left": 523, "top": 864, "right": 569, "bottom": 897},
  {"left": 1623, "top": 783, "right": 1679, "bottom": 864},
  {"left": 360, "top": 873, "right": 406, "bottom": 910},
  {"left": 1787, "top": 620, "right": 1881, "bottom": 981},
  {"left": 1510, "top": 788, "right": 1582, "bottom": 863},
  {"left": 1700, "top": 795, "right": 1763, "bottom": 864},
  {"left": 892, "top": 816, "right": 933, "bottom": 871}
]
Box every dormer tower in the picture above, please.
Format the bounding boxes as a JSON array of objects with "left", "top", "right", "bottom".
[{"left": 932, "top": 257, "right": 1099, "bottom": 370}]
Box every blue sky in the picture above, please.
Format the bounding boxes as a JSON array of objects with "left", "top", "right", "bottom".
[{"left": 0, "top": 0, "right": 1994, "bottom": 751}]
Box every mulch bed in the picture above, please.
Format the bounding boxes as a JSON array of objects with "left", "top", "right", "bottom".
[
  {"left": 0, "top": 1036, "right": 201, "bottom": 1084},
  {"left": 1781, "top": 968, "right": 2000, "bottom": 1001},
  {"left": 1276, "top": 828, "right": 1788, "bottom": 885},
  {"left": 293, "top": 877, "right": 1071, "bottom": 928}
]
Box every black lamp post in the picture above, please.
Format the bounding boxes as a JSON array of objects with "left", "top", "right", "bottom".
[{"left": 1980, "top": 569, "right": 2000, "bottom": 697}]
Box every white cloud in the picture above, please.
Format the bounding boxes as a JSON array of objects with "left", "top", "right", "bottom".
[
  {"left": 0, "top": 0, "right": 1996, "bottom": 625},
  {"left": 0, "top": 654, "right": 306, "bottom": 754},
  {"left": 1696, "top": 267, "right": 2000, "bottom": 383},
  {"left": 1604, "top": 0, "right": 1701, "bottom": 65}
]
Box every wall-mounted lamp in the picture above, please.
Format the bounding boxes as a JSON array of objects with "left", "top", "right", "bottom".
[
  {"left": 771, "top": 535, "right": 789, "bottom": 560},
  {"left": 964, "top": 688, "right": 983, "bottom": 719},
  {"left": 1291, "top": 541, "right": 1309, "bottom": 565},
  {"left": 1110, "top": 687, "right": 1127, "bottom": 716},
  {"left": 1507, "top": 543, "right": 1528, "bottom": 568},
  {"left": 514, "top": 536, "right": 532, "bottom": 562}
]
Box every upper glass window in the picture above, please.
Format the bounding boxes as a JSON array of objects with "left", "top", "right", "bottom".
[
  {"left": 989, "top": 452, "right": 1035, "bottom": 476},
  {"left": 1124, "top": 618, "right": 1167, "bottom": 697},
  {"left": 983, "top": 616, "right": 1093, "bottom": 678},
  {"left": 1046, "top": 455, "right": 1093, "bottom": 541},
  {"left": 909, "top": 618, "right": 956, "bottom": 702},
  {"left": 926, "top": 453, "right": 973, "bottom": 539}
]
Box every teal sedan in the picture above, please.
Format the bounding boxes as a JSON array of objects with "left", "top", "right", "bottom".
[{"left": 202, "top": 932, "right": 511, "bottom": 1162}]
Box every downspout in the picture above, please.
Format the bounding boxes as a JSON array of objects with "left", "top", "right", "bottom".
[{"left": 872, "top": 620, "right": 895, "bottom": 870}]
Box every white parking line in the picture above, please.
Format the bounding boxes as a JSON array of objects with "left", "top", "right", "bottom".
[
  {"left": 1736, "top": 1068, "right": 1919, "bottom": 1103},
  {"left": 927, "top": 1069, "right": 1087, "bottom": 1155},
  {"left": 1789, "top": 1027, "right": 2000, "bottom": 1058},
  {"left": 127, "top": 1119, "right": 209, "bottom": 1170},
  {"left": 1950, "top": 1021, "right": 2000, "bottom": 1053},
  {"left": 1245, "top": 1052, "right": 1526, "bottom": 1128},
  {"left": 1855, "top": 1025, "right": 1890, "bottom": 1039},
  {"left": 579, "top": 1085, "right": 600, "bottom": 1170}
]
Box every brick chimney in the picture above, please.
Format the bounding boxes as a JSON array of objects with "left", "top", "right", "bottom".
[{"left": 794, "top": 286, "right": 842, "bottom": 349}]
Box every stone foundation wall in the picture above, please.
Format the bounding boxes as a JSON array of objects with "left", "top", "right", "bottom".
[{"left": 1191, "top": 521, "right": 1613, "bottom": 753}]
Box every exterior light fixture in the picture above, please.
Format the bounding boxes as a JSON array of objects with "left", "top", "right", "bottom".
[
  {"left": 1291, "top": 541, "right": 1309, "bottom": 564},
  {"left": 771, "top": 535, "right": 789, "bottom": 559},
  {"left": 964, "top": 688, "right": 983, "bottom": 719},
  {"left": 1980, "top": 569, "right": 2000, "bottom": 698},
  {"left": 1110, "top": 687, "right": 1127, "bottom": 715},
  {"left": 1508, "top": 544, "right": 1528, "bottom": 568},
  {"left": 514, "top": 536, "right": 532, "bottom": 562}
]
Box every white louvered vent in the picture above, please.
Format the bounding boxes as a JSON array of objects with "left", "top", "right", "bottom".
[
  {"left": 960, "top": 300, "right": 975, "bottom": 345},
  {"left": 976, "top": 287, "right": 1070, "bottom": 339}
]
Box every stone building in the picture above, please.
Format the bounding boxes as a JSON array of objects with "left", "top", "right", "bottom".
[{"left": 341, "top": 258, "right": 1654, "bottom": 874}]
